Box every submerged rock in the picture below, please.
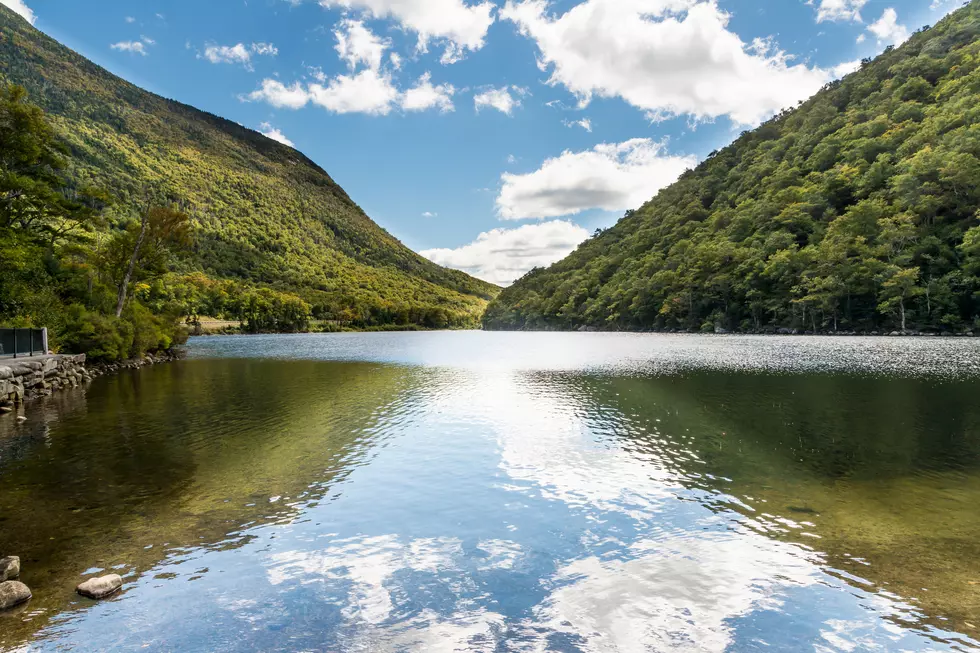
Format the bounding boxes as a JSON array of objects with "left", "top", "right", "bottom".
[
  {"left": 0, "top": 556, "right": 20, "bottom": 581},
  {"left": 0, "top": 581, "right": 31, "bottom": 609},
  {"left": 787, "top": 505, "right": 819, "bottom": 515},
  {"left": 76, "top": 574, "right": 123, "bottom": 599}
]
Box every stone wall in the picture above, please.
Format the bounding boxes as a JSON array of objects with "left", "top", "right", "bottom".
[{"left": 0, "top": 355, "right": 89, "bottom": 412}]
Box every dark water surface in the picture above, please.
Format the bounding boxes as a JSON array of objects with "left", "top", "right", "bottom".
[{"left": 3, "top": 332, "right": 980, "bottom": 651}]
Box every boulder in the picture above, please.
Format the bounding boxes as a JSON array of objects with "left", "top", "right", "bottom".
[
  {"left": 76, "top": 574, "right": 123, "bottom": 599},
  {"left": 0, "top": 556, "right": 20, "bottom": 581},
  {"left": 0, "top": 581, "right": 31, "bottom": 610}
]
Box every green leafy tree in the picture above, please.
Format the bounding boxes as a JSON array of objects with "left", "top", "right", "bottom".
[
  {"left": 485, "top": 2, "right": 980, "bottom": 334},
  {"left": 0, "top": 10, "right": 499, "bottom": 334},
  {"left": 878, "top": 266, "right": 923, "bottom": 331},
  {"left": 103, "top": 205, "right": 191, "bottom": 317}
]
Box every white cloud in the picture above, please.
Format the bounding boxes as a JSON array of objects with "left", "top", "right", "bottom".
[
  {"left": 202, "top": 42, "right": 278, "bottom": 69},
  {"left": 421, "top": 220, "right": 590, "bottom": 285},
  {"left": 252, "top": 42, "right": 278, "bottom": 56},
  {"left": 867, "top": 7, "right": 909, "bottom": 45},
  {"left": 808, "top": 0, "right": 867, "bottom": 23},
  {"left": 258, "top": 122, "right": 295, "bottom": 147},
  {"left": 125, "top": 15, "right": 135, "bottom": 23},
  {"left": 474, "top": 86, "right": 523, "bottom": 115},
  {"left": 245, "top": 22, "right": 455, "bottom": 117},
  {"left": 319, "top": 0, "right": 495, "bottom": 63},
  {"left": 563, "top": 117, "right": 592, "bottom": 132},
  {"left": 496, "top": 138, "right": 695, "bottom": 220},
  {"left": 246, "top": 21, "right": 447, "bottom": 115},
  {"left": 501, "top": 0, "right": 832, "bottom": 125},
  {"left": 334, "top": 18, "right": 390, "bottom": 70},
  {"left": 400, "top": 72, "right": 456, "bottom": 112},
  {"left": 245, "top": 79, "right": 311, "bottom": 109},
  {"left": 246, "top": 72, "right": 455, "bottom": 116},
  {"left": 856, "top": 33, "right": 866, "bottom": 43},
  {"left": 0, "top": 0, "right": 34, "bottom": 24},
  {"left": 831, "top": 59, "right": 861, "bottom": 78},
  {"left": 307, "top": 65, "right": 329, "bottom": 83},
  {"left": 204, "top": 43, "right": 251, "bottom": 65},
  {"left": 111, "top": 40, "right": 148, "bottom": 56},
  {"left": 422, "top": 211, "right": 438, "bottom": 218},
  {"left": 308, "top": 68, "right": 401, "bottom": 115}
]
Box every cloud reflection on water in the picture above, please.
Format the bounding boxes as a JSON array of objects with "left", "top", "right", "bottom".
[{"left": 9, "top": 334, "right": 980, "bottom": 652}]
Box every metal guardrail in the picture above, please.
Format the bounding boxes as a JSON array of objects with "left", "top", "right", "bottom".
[{"left": 0, "top": 328, "right": 48, "bottom": 358}]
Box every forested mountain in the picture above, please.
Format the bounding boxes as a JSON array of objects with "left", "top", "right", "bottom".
[
  {"left": 0, "top": 4, "right": 496, "bottom": 348},
  {"left": 484, "top": 1, "right": 980, "bottom": 334}
]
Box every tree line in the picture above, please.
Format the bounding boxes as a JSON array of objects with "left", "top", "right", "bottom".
[
  {"left": 0, "top": 82, "right": 480, "bottom": 362},
  {"left": 0, "top": 8, "right": 496, "bottom": 360},
  {"left": 484, "top": 3, "right": 980, "bottom": 334}
]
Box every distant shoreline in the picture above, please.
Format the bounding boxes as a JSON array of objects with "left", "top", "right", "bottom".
[
  {"left": 187, "top": 325, "right": 482, "bottom": 337},
  {"left": 188, "top": 328, "right": 977, "bottom": 338},
  {"left": 481, "top": 328, "right": 977, "bottom": 337}
]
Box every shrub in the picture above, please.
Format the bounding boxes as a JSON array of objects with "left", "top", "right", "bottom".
[
  {"left": 60, "top": 305, "right": 133, "bottom": 363},
  {"left": 124, "top": 301, "right": 186, "bottom": 357},
  {"left": 59, "top": 302, "right": 186, "bottom": 363}
]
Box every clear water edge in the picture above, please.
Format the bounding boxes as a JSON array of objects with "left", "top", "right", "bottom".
[{"left": 1, "top": 332, "right": 979, "bottom": 651}]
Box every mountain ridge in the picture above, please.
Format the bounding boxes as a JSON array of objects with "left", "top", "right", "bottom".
[
  {"left": 484, "top": 1, "right": 980, "bottom": 333},
  {"left": 0, "top": 4, "right": 497, "bottom": 330}
]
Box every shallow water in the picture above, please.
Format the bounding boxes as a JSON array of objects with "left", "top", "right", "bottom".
[{"left": 2, "top": 332, "right": 980, "bottom": 651}]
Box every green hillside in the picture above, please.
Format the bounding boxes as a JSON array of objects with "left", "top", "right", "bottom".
[
  {"left": 484, "top": 1, "right": 980, "bottom": 334},
  {"left": 0, "top": 4, "right": 497, "bottom": 345}
]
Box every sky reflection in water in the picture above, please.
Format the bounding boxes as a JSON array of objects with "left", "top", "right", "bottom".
[{"left": 2, "top": 332, "right": 980, "bottom": 651}]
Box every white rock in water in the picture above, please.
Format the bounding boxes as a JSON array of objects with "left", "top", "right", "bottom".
[
  {"left": 76, "top": 574, "right": 123, "bottom": 599},
  {"left": 0, "top": 581, "right": 31, "bottom": 609},
  {"left": 0, "top": 556, "right": 20, "bottom": 581}
]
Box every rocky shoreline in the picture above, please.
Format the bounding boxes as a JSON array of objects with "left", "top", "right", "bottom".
[{"left": 0, "top": 349, "right": 183, "bottom": 416}]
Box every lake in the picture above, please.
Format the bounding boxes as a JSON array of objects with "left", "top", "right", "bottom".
[{"left": 2, "top": 332, "right": 980, "bottom": 652}]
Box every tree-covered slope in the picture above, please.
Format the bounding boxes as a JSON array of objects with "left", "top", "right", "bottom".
[
  {"left": 0, "top": 5, "right": 497, "bottom": 330},
  {"left": 484, "top": 1, "right": 980, "bottom": 334}
]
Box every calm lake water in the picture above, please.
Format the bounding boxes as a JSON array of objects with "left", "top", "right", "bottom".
[{"left": 3, "top": 332, "right": 980, "bottom": 652}]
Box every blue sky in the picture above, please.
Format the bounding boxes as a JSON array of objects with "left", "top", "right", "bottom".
[{"left": 3, "top": 0, "right": 965, "bottom": 285}]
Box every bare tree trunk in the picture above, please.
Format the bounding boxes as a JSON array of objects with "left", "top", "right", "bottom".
[
  {"left": 115, "top": 214, "right": 149, "bottom": 318},
  {"left": 900, "top": 298, "right": 906, "bottom": 332}
]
